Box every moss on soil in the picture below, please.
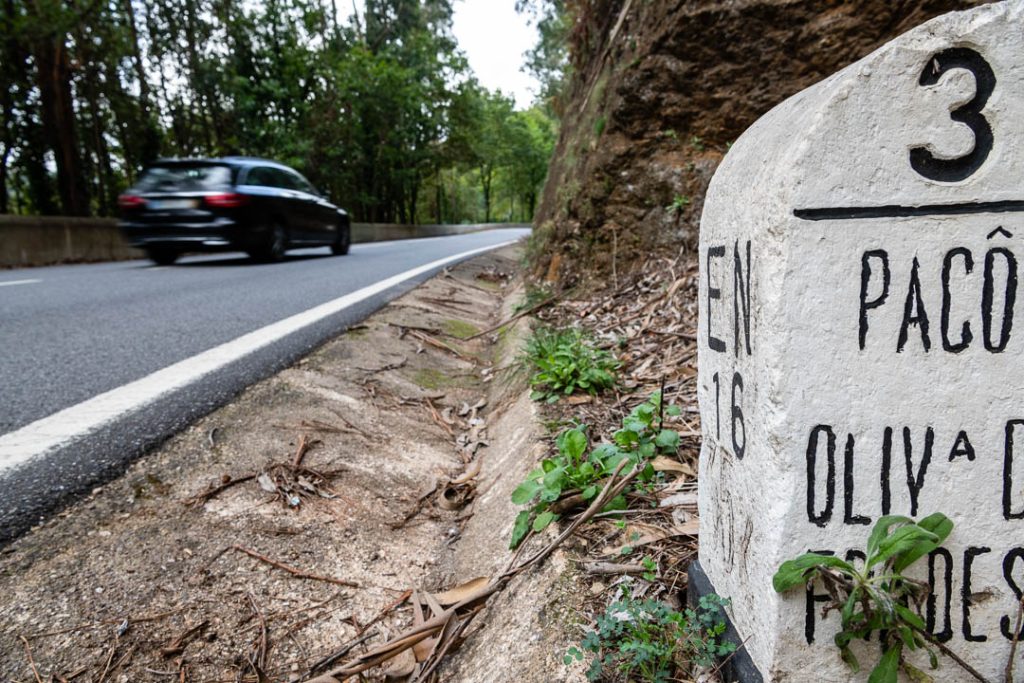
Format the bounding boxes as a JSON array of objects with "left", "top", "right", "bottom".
[
  {"left": 442, "top": 319, "right": 480, "bottom": 340},
  {"left": 411, "top": 367, "right": 470, "bottom": 390}
]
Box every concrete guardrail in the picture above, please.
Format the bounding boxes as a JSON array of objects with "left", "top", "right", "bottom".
[{"left": 0, "top": 215, "right": 528, "bottom": 268}]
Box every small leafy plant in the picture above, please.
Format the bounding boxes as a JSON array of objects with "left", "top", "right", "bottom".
[
  {"left": 509, "top": 392, "right": 681, "bottom": 548},
  {"left": 665, "top": 194, "right": 690, "bottom": 216},
  {"left": 566, "top": 593, "right": 736, "bottom": 682},
  {"left": 524, "top": 327, "right": 619, "bottom": 403},
  {"left": 513, "top": 283, "right": 553, "bottom": 314},
  {"left": 773, "top": 513, "right": 956, "bottom": 683}
]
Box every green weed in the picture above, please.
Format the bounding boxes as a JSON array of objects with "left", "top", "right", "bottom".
[
  {"left": 665, "top": 194, "right": 690, "bottom": 216},
  {"left": 773, "top": 513, "right": 957, "bottom": 683},
  {"left": 509, "top": 392, "right": 681, "bottom": 548},
  {"left": 565, "top": 593, "right": 736, "bottom": 682},
  {"left": 514, "top": 285, "right": 554, "bottom": 314},
  {"left": 523, "top": 327, "right": 619, "bottom": 403},
  {"left": 689, "top": 135, "right": 705, "bottom": 151}
]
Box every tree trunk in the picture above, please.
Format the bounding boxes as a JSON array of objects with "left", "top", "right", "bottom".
[
  {"left": 122, "top": 0, "right": 151, "bottom": 111},
  {"left": 480, "top": 165, "right": 492, "bottom": 223},
  {"left": 30, "top": 23, "right": 90, "bottom": 216}
]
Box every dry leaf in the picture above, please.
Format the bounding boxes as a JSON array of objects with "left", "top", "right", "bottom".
[
  {"left": 431, "top": 577, "right": 490, "bottom": 606},
  {"left": 651, "top": 456, "right": 694, "bottom": 476}
]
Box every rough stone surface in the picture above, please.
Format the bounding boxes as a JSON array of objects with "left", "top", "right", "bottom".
[
  {"left": 698, "top": 3, "right": 1024, "bottom": 680},
  {"left": 531, "top": 0, "right": 982, "bottom": 288}
]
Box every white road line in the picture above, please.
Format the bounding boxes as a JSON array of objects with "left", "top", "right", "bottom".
[
  {"left": 0, "top": 279, "right": 41, "bottom": 288},
  {"left": 0, "top": 240, "right": 516, "bottom": 473}
]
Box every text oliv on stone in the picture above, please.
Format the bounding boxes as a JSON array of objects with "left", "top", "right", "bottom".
[{"left": 696, "top": 3, "right": 1024, "bottom": 681}]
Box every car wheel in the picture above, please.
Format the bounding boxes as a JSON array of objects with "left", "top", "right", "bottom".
[
  {"left": 252, "top": 222, "right": 288, "bottom": 262},
  {"left": 331, "top": 224, "right": 350, "bottom": 256},
  {"left": 146, "top": 248, "right": 179, "bottom": 266}
]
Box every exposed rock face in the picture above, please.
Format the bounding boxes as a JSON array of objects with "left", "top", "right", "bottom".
[{"left": 532, "top": 0, "right": 985, "bottom": 286}]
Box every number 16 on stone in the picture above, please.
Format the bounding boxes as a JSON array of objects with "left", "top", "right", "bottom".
[{"left": 694, "top": 3, "right": 1024, "bottom": 681}]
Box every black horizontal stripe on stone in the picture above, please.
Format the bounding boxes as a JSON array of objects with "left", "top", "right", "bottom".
[{"left": 793, "top": 200, "right": 1024, "bottom": 221}]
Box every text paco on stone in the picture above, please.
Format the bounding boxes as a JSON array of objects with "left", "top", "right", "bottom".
[{"left": 696, "top": 3, "right": 1024, "bottom": 681}]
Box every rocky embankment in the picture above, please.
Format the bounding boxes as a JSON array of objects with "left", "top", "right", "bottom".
[{"left": 532, "top": 0, "right": 981, "bottom": 286}]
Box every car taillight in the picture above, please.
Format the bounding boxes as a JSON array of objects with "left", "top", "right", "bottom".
[
  {"left": 118, "top": 194, "right": 146, "bottom": 209},
  {"left": 204, "top": 192, "right": 248, "bottom": 208}
]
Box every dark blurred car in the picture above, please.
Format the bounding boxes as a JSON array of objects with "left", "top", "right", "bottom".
[{"left": 118, "top": 157, "right": 350, "bottom": 265}]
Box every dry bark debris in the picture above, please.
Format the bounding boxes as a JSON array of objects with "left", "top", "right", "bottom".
[
  {"left": 528, "top": 251, "right": 705, "bottom": 659},
  {"left": 308, "top": 460, "right": 642, "bottom": 683},
  {"left": 188, "top": 433, "right": 346, "bottom": 509},
  {"left": 0, "top": 248, "right": 521, "bottom": 682},
  {"left": 302, "top": 253, "right": 705, "bottom": 682}
]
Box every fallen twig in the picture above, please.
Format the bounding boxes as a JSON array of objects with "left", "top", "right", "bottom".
[
  {"left": 161, "top": 620, "right": 209, "bottom": 658},
  {"left": 1005, "top": 596, "right": 1024, "bottom": 683},
  {"left": 465, "top": 294, "right": 560, "bottom": 340},
  {"left": 231, "top": 545, "right": 359, "bottom": 587},
  {"left": 583, "top": 561, "right": 646, "bottom": 575},
  {"left": 245, "top": 593, "right": 270, "bottom": 680},
  {"left": 186, "top": 474, "right": 256, "bottom": 506},
  {"left": 27, "top": 608, "right": 184, "bottom": 640},
  {"left": 310, "top": 461, "right": 640, "bottom": 682},
  {"left": 19, "top": 636, "right": 43, "bottom": 683},
  {"left": 408, "top": 329, "right": 472, "bottom": 361},
  {"left": 292, "top": 434, "right": 318, "bottom": 469},
  {"left": 308, "top": 629, "right": 379, "bottom": 677}
]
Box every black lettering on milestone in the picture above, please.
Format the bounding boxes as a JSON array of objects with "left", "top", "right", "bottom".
[
  {"left": 1005, "top": 420, "right": 1024, "bottom": 520},
  {"left": 843, "top": 433, "right": 870, "bottom": 525},
  {"left": 707, "top": 246, "right": 726, "bottom": 352},
  {"left": 962, "top": 546, "right": 992, "bottom": 642},
  {"left": 1001, "top": 549, "right": 1024, "bottom": 641},
  {"left": 983, "top": 247, "right": 1017, "bottom": 352},
  {"left": 948, "top": 430, "right": 976, "bottom": 462},
  {"left": 733, "top": 240, "right": 751, "bottom": 357},
  {"left": 731, "top": 372, "right": 746, "bottom": 459},
  {"left": 927, "top": 548, "right": 954, "bottom": 642},
  {"left": 910, "top": 48, "right": 996, "bottom": 183},
  {"left": 805, "top": 549, "right": 835, "bottom": 644},
  {"left": 860, "top": 250, "right": 890, "bottom": 350},
  {"left": 881, "top": 426, "right": 893, "bottom": 515},
  {"left": 904, "top": 427, "right": 934, "bottom": 517},
  {"left": 941, "top": 247, "right": 974, "bottom": 352},
  {"left": 898, "top": 257, "right": 931, "bottom": 352},
  {"left": 806, "top": 425, "right": 836, "bottom": 527}
]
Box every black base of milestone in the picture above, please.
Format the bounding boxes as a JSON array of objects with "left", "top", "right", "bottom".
[{"left": 687, "top": 561, "right": 764, "bottom": 683}]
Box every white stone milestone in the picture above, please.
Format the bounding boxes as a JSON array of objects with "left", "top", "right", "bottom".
[{"left": 697, "top": 2, "right": 1024, "bottom": 681}]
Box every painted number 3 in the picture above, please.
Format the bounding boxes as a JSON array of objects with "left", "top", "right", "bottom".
[{"left": 910, "top": 47, "right": 996, "bottom": 183}]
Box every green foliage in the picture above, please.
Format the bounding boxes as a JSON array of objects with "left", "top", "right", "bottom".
[
  {"left": 593, "top": 115, "right": 606, "bottom": 138},
  {"left": 524, "top": 327, "right": 619, "bottom": 403},
  {"left": 509, "top": 393, "right": 682, "bottom": 548},
  {"left": 689, "top": 135, "right": 705, "bottom": 151},
  {"left": 4, "top": 0, "right": 557, "bottom": 224},
  {"left": 515, "top": 0, "right": 570, "bottom": 112},
  {"left": 513, "top": 284, "right": 554, "bottom": 314},
  {"left": 565, "top": 594, "right": 736, "bottom": 682},
  {"left": 773, "top": 513, "right": 954, "bottom": 683},
  {"left": 665, "top": 195, "right": 691, "bottom": 215}
]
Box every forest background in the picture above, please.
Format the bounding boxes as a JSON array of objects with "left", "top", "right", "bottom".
[{"left": 0, "top": 0, "right": 567, "bottom": 224}]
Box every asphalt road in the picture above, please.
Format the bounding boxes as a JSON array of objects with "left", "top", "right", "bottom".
[{"left": 0, "top": 228, "right": 528, "bottom": 544}]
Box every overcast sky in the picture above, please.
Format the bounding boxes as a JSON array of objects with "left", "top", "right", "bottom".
[
  {"left": 451, "top": 0, "right": 539, "bottom": 108},
  {"left": 339, "top": 0, "right": 541, "bottom": 108}
]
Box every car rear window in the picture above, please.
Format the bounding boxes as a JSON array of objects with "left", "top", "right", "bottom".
[{"left": 135, "top": 164, "right": 233, "bottom": 192}]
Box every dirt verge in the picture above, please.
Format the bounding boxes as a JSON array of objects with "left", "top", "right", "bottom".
[{"left": 0, "top": 245, "right": 542, "bottom": 682}]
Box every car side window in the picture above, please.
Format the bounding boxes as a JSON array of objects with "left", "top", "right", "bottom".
[
  {"left": 245, "top": 166, "right": 274, "bottom": 187},
  {"left": 270, "top": 168, "right": 299, "bottom": 191},
  {"left": 285, "top": 170, "right": 316, "bottom": 195},
  {"left": 294, "top": 173, "right": 318, "bottom": 196}
]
